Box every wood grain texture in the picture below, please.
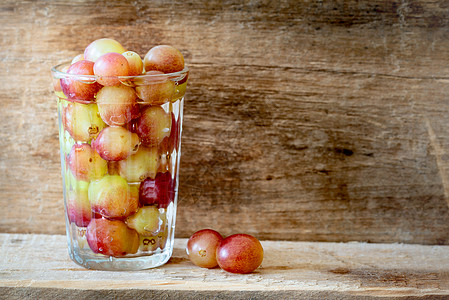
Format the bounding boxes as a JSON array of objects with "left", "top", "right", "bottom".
[
  {"left": 0, "top": 0, "right": 448, "bottom": 244},
  {"left": 1, "top": 233, "right": 448, "bottom": 299}
]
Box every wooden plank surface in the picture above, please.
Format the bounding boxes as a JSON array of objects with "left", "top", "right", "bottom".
[
  {"left": 0, "top": 0, "right": 448, "bottom": 244},
  {"left": 0, "top": 233, "right": 448, "bottom": 299}
]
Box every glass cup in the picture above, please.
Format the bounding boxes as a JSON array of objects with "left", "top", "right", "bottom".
[{"left": 51, "top": 63, "right": 188, "bottom": 270}]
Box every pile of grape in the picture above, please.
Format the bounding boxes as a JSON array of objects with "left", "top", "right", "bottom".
[
  {"left": 187, "top": 229, "right": 264, "bottom": 274},
  {"left": 53, "top": 38, "right": 188, "bottom": 258}
]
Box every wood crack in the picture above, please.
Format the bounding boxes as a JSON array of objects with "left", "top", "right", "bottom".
[
  {"left": 425, "top": 118, "right": 449, "bottom": 208},
  {"left": 190, "top": 62, "right": 449, "bottom": 81}
]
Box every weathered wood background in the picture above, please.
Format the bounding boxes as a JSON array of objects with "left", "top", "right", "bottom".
[{"left": 0, "top": 0, "right": 448, "bottom": 245}]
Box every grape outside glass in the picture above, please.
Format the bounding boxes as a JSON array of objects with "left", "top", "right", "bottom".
[{"left": 51, "top": 62, "right": 188, "bottom": 270}]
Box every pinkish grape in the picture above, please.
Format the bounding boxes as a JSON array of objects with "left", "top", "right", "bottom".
[
  {"left": 92, "top": 126, "right": 140, "bottom": 161},
  {"left": 84, "top": 38, "right": 126, "bottom": 62},
  {"left": 96, "top": 85, "right": 140, "bottom": 126},
  {"left": 139, "top": 230, "right": 168, "bottom": 252},
  {"left": 135, "top": 71, "right": 175, "bottom": 105},
  {"left": 144, "top": 45, "right": 185, "bottom": 74},
  {"left": 186, "top": 229, "right": 223, "bottom": 268},
  {"left": 135, "top": 106, "right": 171, "bottom": 147},
  {"left": 71, "top": 54, "right": 84, "bottom": 65},
  {"left": 118, "top": 146, "right": 159, "bottom": 182},
  {"left": 123, "top": 51, "right": 144, "bottom": 76},
  {"left": 88, "top": 175, "right": 139, "bottom": 219},
  {"left": 126, "top": 206, "right": 166, "bottom": 236},
  {"left": 94, "top": 52, "right": 130, "bottom": 86},
  {"left": 86, "top": 218, "right": 139, "bottom": 257},
  {"left": 66, "top": 176, "right": 91, "bottom": 227},
  {"left": 62, "top": 101, "right": 106, "bottom": 142},
  {"left": 66, "top": 143, "right": 108, "bottom": 182}
]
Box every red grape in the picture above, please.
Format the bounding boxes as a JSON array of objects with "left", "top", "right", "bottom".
[
  {"left": 139, "top": 172, "right": 174, "bottom": 208},
  {"left": 60, "top": 60, "right": 101, "bottom": 101},
  {"left": 159, "top": 112, "right": 180, "bottom": 154},
  {"left": 216, "top": 234, "right": 264, "bottom": 274},
  {"left": 135, "top": 105, "right": 171, "bottom": 147},
  {"left": 186, "top": 229, "right": 223, "bottom": 268}
]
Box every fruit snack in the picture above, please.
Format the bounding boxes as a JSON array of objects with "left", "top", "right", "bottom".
[{"left": 52, "top": 39, "right": 188, "bottom": 270}]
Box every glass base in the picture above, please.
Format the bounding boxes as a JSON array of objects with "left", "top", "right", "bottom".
[{"left": 68, "top": 245, "right": 173, "bottom": 271}]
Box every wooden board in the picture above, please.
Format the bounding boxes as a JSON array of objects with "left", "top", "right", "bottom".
[
  {"left": 0, "top": 233, "right": 448, "bottom": 299},
  {"left": 0, "top": 1, "right": 448, "bottom": 244}
]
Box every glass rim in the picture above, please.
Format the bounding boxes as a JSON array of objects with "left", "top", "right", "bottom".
[{"left": 51, "top": 61, "right": 189, "bottom": 82}]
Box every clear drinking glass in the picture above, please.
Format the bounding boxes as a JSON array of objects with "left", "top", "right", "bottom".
[{"left": 51, "top": 63, "right": 188, "bottom": 270}]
